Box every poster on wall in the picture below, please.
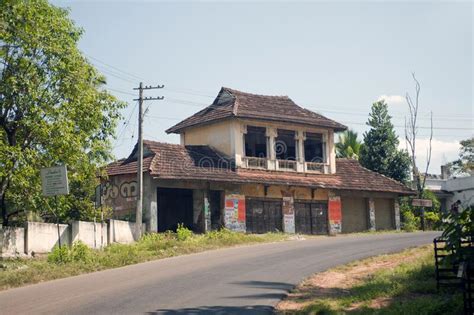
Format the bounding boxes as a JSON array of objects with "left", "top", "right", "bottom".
[
  {"left": 282, "top": 196, "right": 295, "bottom": 234},
  {"left": 224, "top": 194, "right": 246, "bottom": 232},
  {"left": 328, "top": 196, "right": 342, "bottom": 234}
]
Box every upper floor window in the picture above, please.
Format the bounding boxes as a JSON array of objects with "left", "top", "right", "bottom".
[
  {"left": 276, "top": 129, "right": 296, "bottom": 160},
  {"left": 244, "top": 126, "right": 267, "bottom": 158},
  {"left": 304, "top": 132, "right": 324, "bottom": 163}
]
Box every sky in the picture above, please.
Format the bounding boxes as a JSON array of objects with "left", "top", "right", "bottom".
[{"left": 53, "top": 0, "right": 473, "bottom": 174}]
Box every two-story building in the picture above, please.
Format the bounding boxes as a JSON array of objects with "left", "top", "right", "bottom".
[{"left": 105, "top": 87, "right": 414, "bottom": 235}]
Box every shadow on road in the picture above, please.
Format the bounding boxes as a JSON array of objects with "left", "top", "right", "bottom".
[
  {"left": 147, "top": 305, "right": 273, "bottom": 314},
  {"left": 148, "top": 281, "right": 294, "bottom": 314}
]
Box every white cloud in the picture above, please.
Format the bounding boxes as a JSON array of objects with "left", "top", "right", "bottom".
[
  {"left": 399, "top": 138, "right": 461, "bottom": 174},
  {"left": 377, "top": 94, "right": 406, "bottom": 106}
]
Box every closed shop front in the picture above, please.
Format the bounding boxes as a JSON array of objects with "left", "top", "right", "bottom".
[
  {"left": 341, "top": 197, "right": 367, "bottom": 233},
  {"left": 246, "top": 198, "right": 283, "bottom": 233},
  {"left": 294, "top": 202, "right": 328, "bottom": 235},
  {"left": 375, "top": 198, "right": 394, "bottom": 230}
]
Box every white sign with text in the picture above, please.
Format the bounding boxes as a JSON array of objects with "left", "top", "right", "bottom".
[{"left": 41, "top": 165, "right": 69, "bottom": 197}]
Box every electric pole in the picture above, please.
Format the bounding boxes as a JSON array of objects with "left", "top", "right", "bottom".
[{"left": 133, "top": 82, "right": 164, "bottom": 237}]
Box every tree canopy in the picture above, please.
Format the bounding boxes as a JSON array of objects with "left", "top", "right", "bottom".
[
  {"left": 449, "top": 137, "right": 474, "bottom": 175},
  {"left": 0, "top": 0, "right": 125, "bottom": 224},
  {"left": 359, "top": 101, "right": 411, "bottom": 183},
  {"left": 336, "top": 129, "right": 362, "bottom": 159}
]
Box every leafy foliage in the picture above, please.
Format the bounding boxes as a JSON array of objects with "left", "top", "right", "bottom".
[
  {"left": 336, "top": 129, "right": 362, "bottom": 159},
  {"left": 449, "top": 137, "right": 474, "bottom": 175},
  {"left": 47, "top": 241, "right": 94, "bottom": 264},
  {"left": 359, "top": 101, "right": 411, "bottom": 183},
  {"left": 0, "top": 0, "right": 125, "bottom": 224},
  {"left": 400, "top": 190, "right": 442, "bottom": 231},
  {"left": 441, "top": 206, "right": 474, "bottom": 263},
  {"left": 176, "top": 223, "right": 193, "bottom": 241}
]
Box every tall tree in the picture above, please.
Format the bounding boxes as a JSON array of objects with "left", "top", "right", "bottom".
[
  {"left": 0, "top": 0, "right": 125, "bottom": 225},
  {"left": 360, "top": 101, "right": 411, "bottom": 183},
  {"left": 404, "top": 73, "right": 433, "bottom": 197},
  {"left": 449, "top": 137, "right": 474, "bottom": 175},
  {"left": 336, "top": 129, "right": 362, "bottom": 159}
]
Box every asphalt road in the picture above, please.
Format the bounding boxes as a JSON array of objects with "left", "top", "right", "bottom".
[{"left": 0, "top": 231, "right": 439, "bottom": 315}]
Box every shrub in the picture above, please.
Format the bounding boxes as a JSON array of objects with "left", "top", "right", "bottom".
[
  {"left": 424, "top": 211, "right": 441, "bottom": 230},
  {"left": 401, "top": 209, "right": 420, "bottom": 232},
  {"left": 47, "top": 241, "right": 95, "bottom": 264},
  {"left": 176, "top": 223, "right": 193, "bottom": 241},
  {"left": 70, "top": 241, "right": 94, "bottom": 263},
  {"left": 47, "top": 245, "right": 71, "bottom": 264}
]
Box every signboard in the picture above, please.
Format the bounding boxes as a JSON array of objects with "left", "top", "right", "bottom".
[
  {"left": 41, "top": 165, "right": 69, "bottom": 197},
  {"left": 328, "top": 196, "right": 342, "bottom": 234},
  {"left": 412, "top": 199, "right": 433, "bottom": 207},
  {"left": 224, "top": 194, "right": 246, "bottom": 232}
]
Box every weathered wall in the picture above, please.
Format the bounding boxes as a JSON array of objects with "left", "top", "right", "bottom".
[
  {"left": 374, "top": 198, "right": 394, "bottom": 230},
  {"left": 0, "top": 227, "right": 25, "bottom": 257},
  {"left": 25, "top": 222, "right": 70, "bottom": 254},
  {"left": 71, "top": 221, "right": 108, "bottom": 249},
  {"left": 103, "top": 173, "right": 137, "bottom": 219},
  {"left": 240, "top": 184, "right": 329, "bottom": 201},
  {"left": 108, "top": 219, "right": 144, "bottom": 244},
  {"left": 193, "top": 190, "right": 205, "bottom": 233},
  {"left": 182, "top": 120, "right": 234, "bottom": 157},
  {"left": 341, "top": 197, "right": 367, "bottom": 233}
]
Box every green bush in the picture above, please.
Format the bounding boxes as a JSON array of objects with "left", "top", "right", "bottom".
[
  {"left": 47, "top": 245, "right": 71, "bottom": 264},
  {"left": 176, "top": 223, "right": 193, "bottom": 241},
  {"left": 425, "top": 211, "right": 441, "bottom": 230},
  {"left": 47, "top": 241, "right": 95, "bottom": 264},
  {"left": 401, "top": 209, "right": 420, "bottom": 232}
]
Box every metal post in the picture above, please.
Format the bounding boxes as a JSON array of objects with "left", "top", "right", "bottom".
[{"left": 421, "top": 206, "right": 425, "bottom": 231}]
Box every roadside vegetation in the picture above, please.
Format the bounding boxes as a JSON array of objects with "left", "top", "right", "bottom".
[
  {"left": 0, "top": 227, "right": 288, "bottom": 291},
  {"left": 277, "top": 245, "right": 463, "bottom": 314}
]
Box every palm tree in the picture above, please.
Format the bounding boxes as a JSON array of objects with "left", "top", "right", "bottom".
[{"left": 336, "top": 130, "right": 362, "bottom": 159}]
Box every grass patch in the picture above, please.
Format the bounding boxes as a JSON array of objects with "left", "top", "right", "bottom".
[
  {"left": 0, "top": 228, "right": 288, "bottom": 291},
  {"left": 278, "top": 246, "right": 463, "bottom": 315}
]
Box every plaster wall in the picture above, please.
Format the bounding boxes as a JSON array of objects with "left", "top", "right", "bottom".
[
  {"left": 181, "top": 120, "right": 234, "bottom": 157},
  {"left": 71, "top": 221, "right": 107, "bottom": 249},
  {"left": 0, "top": 227, "right": 25, "bottom": 257},
  {"left": 25, "top": 222, "right": 70, "bottom": 254}
]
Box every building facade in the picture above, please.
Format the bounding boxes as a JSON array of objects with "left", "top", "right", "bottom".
[{"left": 105, "top": 87, "right": 414, "bottom": 235}]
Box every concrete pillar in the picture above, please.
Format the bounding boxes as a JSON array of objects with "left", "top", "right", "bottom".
[
  {"left": 203, "top": 190, "right": 211, "bottom": 233},
  {"left": 295, "top": 131, "right": 306, "bottom": 172},
  {"left": 282, "top": 196, "right": 295, "bottom": 234},
  {"left": 394, "top": 199, "right": 401, "bottom": 231},
  {"left": 367, "top": 198, "right": 376, "bottom": 231},
  {"left": 192, "top": 189, "right": 211, "bottom": 233},
  {"left": 192, "top": 190, "right": 205, "bottom": 233},
  {"left": 266, "top": 127, "right": 277, "bottom": 170},
  {"left": 143, "top": 174, "right": 157, "bottom": 232},
  {"left": 328, "top": 130, "right": 336, "bottom": 174}
]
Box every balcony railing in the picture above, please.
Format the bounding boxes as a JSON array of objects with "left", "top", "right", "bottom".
[
  {"left": 305, "top": 162, "right": 328, "bottom": 173},
  {"left": 277, "top": 159, "right": 297, "bottom": 171},
  {"left": 242, "top": 156, "right": 267, "bottom": 169}
]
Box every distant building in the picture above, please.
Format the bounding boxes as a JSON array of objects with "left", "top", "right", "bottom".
[
  {"left": 425, "top": 165, "right": 474, "bottom": 212},
  {"left": 105, "top": 87, "right": 414, "bottom": 235}
]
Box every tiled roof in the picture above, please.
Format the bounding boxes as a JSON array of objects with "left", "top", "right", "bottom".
[
  {"left": 106, "top": 140, "right": 414, "bottom": 195},
  {"left": 166, "top": 87, "right": 347, "bottom": 133}
]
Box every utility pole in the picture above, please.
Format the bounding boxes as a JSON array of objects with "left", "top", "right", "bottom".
[{"left": 133, "top": 82, "right": 164, "bottom": 238}]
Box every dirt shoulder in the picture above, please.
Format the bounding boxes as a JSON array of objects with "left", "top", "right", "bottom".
[{"left": 276, "top": 245, "right": 462, "bottom": 314}]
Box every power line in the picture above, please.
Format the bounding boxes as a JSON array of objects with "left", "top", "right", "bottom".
[{"left": 84, "top": 52, "right": 145, "bottom": 82}]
